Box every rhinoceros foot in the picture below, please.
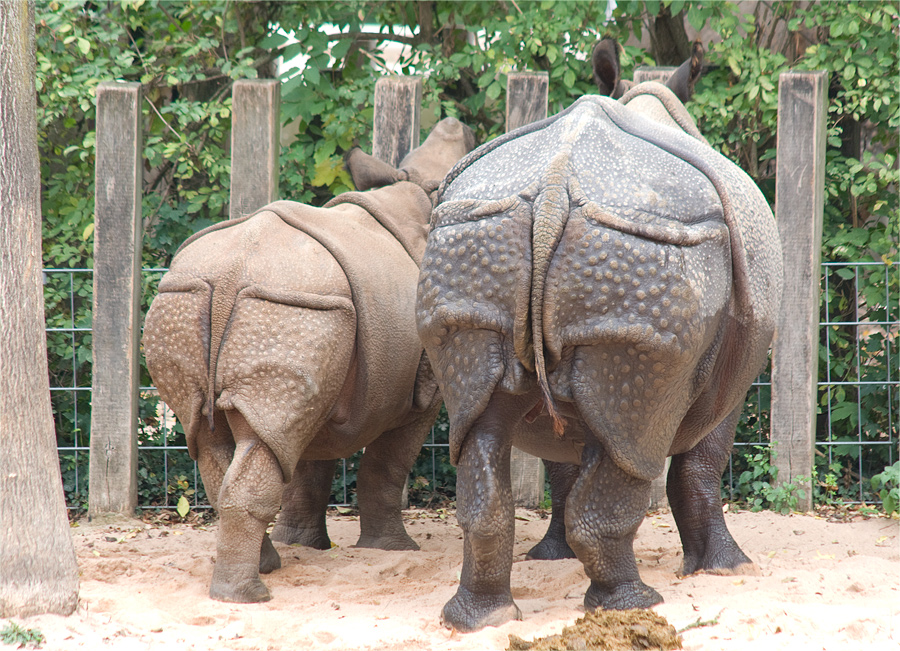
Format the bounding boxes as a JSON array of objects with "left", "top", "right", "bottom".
[
  {"left": 354, "top": 532, "right": 420, "bottom": 551},
  {"left": 584, "top": 579, "right": 663, "bottom": 612},
  {"left": 525, "top": 534, "right": 576, "bottom": 561},
  {"left": 209, "top": 563, "right": 272, "bottom": 603},
  {"left": 270, "top": 522, "right": 332, "bottom": 550},
  {"left": 440, "top": 586, "right": 522, "bottom": 633},
  {"left": 680, "top": 542, "right": 757, "bottom": 578}
]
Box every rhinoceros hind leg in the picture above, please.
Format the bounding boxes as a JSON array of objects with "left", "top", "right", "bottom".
[
  {"left": 195, "top": 409, "right": 236, "bottom": 512},
  {"left": 354, "top": 409, "right": 437, "bottom": 551},
  {"left": 566, "top": 437, "right": 662, "bottom": 611},
  {"left": 526, "top": 460, "right": 578, "bottom": 561},
  {"left": 668, "top": 407, "right": 756, "bottom": 577},
  {"left": 209, "top": 410, "right": 283, "bottom": 603},
  {"left": 441, "top": 394, "right": 522, "bottom": 632},
  {"left": 271, "top": 458, "right": 337, "bottom": 549}
]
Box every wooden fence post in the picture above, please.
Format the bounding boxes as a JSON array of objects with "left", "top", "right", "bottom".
[
  {"left": 771, "top": 71, "right": 827, "bottom": 512},
  {"left": 506, "top": 72, "right": 549, "bottom": 508},
  {"left": 230, "top": 79, "right": 280, "bottom": 219},
  {"left": 89, "top": 82, "right": 143, "bottom": 519},
  {"left": 372, "top": 76, "right": 423, "bottom": 167},
  {"left": 370, "top": 75, "right": 422, "bottom": 509}
]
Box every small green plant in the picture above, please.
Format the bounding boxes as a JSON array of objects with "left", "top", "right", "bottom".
[
  {"left": 0, "top": 622, "right": 44, "bottom": 648},
  {"left": 871, "top": 461, "right": 900, "bottom": 514},
  {"left": 728, "top": 446, "right": 807, "bottom": 514}
]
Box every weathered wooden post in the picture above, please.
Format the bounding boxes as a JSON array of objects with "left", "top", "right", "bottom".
[
  {"left": 370, "top": 75, "right": 422, "bottom": 509},
  {"left": 771, "top": 71, "right": 827, "bottom": 511},
  {"left": 372, "top": 75, "right": 423, "bottom": 167},
  {"left": 89, "top": 81, "right": 143, "bottom": 518},
  {"left": 230, "top": 79, "right": 280, "bottom": 219},
  {"left": 506, "top": 71, "right": 549, "bottom": 508}
]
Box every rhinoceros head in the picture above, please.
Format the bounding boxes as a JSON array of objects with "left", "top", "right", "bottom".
[
  {"left": 592, "top": 38, "right": 704, "bottom": 103},
  {"left": 345, "top": 117, "right": 475, "bottom": 193}
]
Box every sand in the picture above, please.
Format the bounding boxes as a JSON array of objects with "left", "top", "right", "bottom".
[{"left": 7, "top": 507, "right": 899, "bottom": 650}]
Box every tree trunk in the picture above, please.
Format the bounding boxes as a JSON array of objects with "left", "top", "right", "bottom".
[
  {"left": 0, "top": 0, "right": 80, "bottom": 617},
  {"left": 650, "top": 6, "right": 692, "bottom": 66}
]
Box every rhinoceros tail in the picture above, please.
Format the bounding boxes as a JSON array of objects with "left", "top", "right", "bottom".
[
  {"left": 205, "top": 257, "right": 243, "bottom": 432},
  {"left": 530, "top": 179, "right": 571, "bottom": 437}
]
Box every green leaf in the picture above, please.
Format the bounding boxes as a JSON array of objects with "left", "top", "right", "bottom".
[
  {"left": 176, "top": 494, "right": 190, "bottom": 518},
  {"left": 258, "top": 32, "right": 289, "bottom": 49},
  {"left": 305, "top": 65, "right": 321, "bottom": 86},
  {"left": 77, "top": 37, "right": 90, "bottom": 55}
]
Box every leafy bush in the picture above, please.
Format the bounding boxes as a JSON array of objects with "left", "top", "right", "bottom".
[
  {"left": 728, "top": 446, "right": 808, "bottom": 514},
  {"left": 871, "top": 461, "right": 900, "bottom": 514}
]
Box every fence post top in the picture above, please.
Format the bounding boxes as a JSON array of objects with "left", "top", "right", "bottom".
[
  {"left": 507, "top": 70, "right": 549, "bottom": 79},
  {"left": 375, "top": 74, "right": 423, "bottom": 86},
  {"left": 778, "top": 69, "right": 828, "bottom": 81},
  {"left": 96, "top": 80, "right": 142, "bottom": 92},
  {"left": 233, "top": 78, "right": 280, "bottom": 88}
]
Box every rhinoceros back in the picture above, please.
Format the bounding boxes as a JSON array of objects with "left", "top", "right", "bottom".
[
  {"left": 145, "top": 184, "right": 432, "bottom": 478},
  {"left": 419, "top": 94, "right": 781, "bottom": 479}
]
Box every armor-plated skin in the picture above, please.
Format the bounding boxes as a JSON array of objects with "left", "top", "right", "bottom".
[
  {"left": 416, "top": 87, "right": 782, "bottom": 630},
  {"left": 143, "top": 118, "right": 474, "bottom": 604}
]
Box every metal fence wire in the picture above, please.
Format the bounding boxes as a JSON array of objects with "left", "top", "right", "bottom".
[{"left": 47, "top": 259, "right": 898, "bottom": 511}]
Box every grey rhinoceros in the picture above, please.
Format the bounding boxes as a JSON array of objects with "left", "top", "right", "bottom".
[
  {"left": 143, "top": 117, "right": 474, "bottom": 604},
  {"left": 528, "top": 42, "right": 760, "bottom": 582},
  {"left": 415, "top": 46, "right": 783, "bottom": 630}
]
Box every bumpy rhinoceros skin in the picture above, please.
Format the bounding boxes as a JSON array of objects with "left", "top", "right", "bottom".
[
  {"left": 529, "top": 69, "right": 761, "bottom": 580},
  {"left": 143, "top": 118, "right": 473, "bottom": 604},
  {"left": 416, "top": 89, "right": 783, "bottom": 631}
]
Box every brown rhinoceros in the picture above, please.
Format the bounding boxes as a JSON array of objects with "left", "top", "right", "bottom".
[
  {"left": 416, "top": 44, "right": 783, "bottom": 631},
  {"left": 143, "top": 117, "right": 474, "bottom": 603}
]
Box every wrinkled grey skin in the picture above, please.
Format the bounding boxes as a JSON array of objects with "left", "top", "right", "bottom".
[
  {"left": 416, "top": 46, "right": 783, "bottom": 631},
  {"left": 528, "top": 42, "right": 755, "bottom": 578},
  {"left": 144, "top": 118, "right": 474, "bottom": 604}
]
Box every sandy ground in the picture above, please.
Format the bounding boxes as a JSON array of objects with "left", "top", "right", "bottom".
[{"left": 6, "top": 507, "right": 899, "bottom": 650}]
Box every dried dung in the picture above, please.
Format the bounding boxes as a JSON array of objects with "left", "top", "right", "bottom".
[{"left": 507, "top": 609, "right": 682, "bottom": 650}]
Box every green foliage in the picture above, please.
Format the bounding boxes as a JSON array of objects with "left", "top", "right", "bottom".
[
  {"left": 871, "top": 462, "right": 900, "bottom": 514},
  {"left": 727, "top": 446, "right": 807, "bottom": 514},
  {"left": 0, "top": 622, "right": 44, "bottom": 649}
]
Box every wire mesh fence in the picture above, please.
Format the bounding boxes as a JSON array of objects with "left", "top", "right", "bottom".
[{"left": 47, "top": 258, "right": 898, "bottom": 511}]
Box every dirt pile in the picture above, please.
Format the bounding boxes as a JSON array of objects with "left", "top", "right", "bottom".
[{"left": 507, "top": 610, "right": 682, "bottom": 650}]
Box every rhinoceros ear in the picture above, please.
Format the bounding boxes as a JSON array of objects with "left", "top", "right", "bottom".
[
  {"left": 666, "top": 40, "right": 705, "bottom": 103},
  {"left": 344, "top": 148, "right": 405, "bottom": 191},
  {"left": 592, "top": 38, "right": 621, "bottom": 97}
]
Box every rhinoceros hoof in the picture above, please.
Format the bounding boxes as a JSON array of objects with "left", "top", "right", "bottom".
[
  {"left": 354, "top": 533, "right": 420, "bottom": 551},
  {"left": 259, "top": 536, "right": 282, "bottom": 575},
  {"left": 584, "top": 580, "right": 663, "bottom": 611},
  {"left": 525, "top": 537, "right": 577, "bottom": 561},
  {"left": 270, "top": 524, "right": 332, "bottom": 550},
  {"left": 209, "top": 566, "right": 272, "bottom": 603},
  {"left": 680, "top": 544, "right": 756, "bottom": 578},
  {"left": 440, "top": 587, "right": 522, "bottom": 633}
]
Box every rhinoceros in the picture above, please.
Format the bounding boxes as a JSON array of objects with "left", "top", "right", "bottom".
[
  {"left": 143, "top": 117, "right": 474, "bottom": 603},
  {"left": 415, "top": 46, "right": 783, "bottom": 630},
  {"left": 528, "top": 42, "right": 759, "bottom": 581}
]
